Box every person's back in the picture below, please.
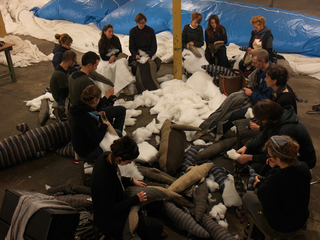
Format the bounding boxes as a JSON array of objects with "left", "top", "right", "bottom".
[
  {"left": 257, "top": 161, "right": 310, "bottom": 232},
  {"left": 50, "top": 50, "right": 77, "bottom": 106},
  {"left": 68, "top": 71, "right": 93, "bottom": 105}
]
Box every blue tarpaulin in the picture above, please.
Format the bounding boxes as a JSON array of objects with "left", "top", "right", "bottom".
[{"left": 33, "top": 0, "right": 320, "bottom": 57}]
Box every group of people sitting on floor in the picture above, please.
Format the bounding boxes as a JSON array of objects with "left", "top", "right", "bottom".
[{"left": 48, "top": 10, "right": 316, "bottom": 240}]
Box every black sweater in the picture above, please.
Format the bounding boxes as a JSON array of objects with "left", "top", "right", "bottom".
[
  {"left": 69, "top": 101, "right": 108, "bottom": 158},
  {"left": 246, "top": 106, "right": 316, "bottom": 169},
  {"left": 129, "top": 25, "right": 157, "bottom": 58},
  {"left": 257, "top": 162, "right": 311, "bottom": 232},
  {"left": 182, "top": 24, "right": 204, "bottom": 49},
  {"left": 91, "top": 152, "right": 140, "bottom": 237}
]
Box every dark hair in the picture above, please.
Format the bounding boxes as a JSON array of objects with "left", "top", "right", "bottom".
[
  {"left": 264, "top": 136, "right": 300, "bottom": 166},
  {"left": 110, "top": 136, "right": 139, "bottom": 165},
  {"left": 99, "top": 24, "right": 119, "bottom": 54},
  {"left": 81, "top": 51, "right": 100, "bottom": 66},
  {"left": 55, "top": 33, "right": 73, "bottom": 45},
  {"left": 266, "top": 64, "right": 289, "bottom": 87},
  {"left": 134, "top": 13, "right": 147, "bottom": 23},
  {"left": 81, "top": 85, "right": 101, "bottom": 103},
  {"left": 252, "top": 99, "right": 284, "bottom": 122},
  {"left": 205, "top": 14, "right": 225, "bottom": 41},
  {"left": 252, "top": 49, "right": 269, "bottom": 63},
  {"left": 191, "top": 12, "right": 202, "bottom": 23},
  {"left": 62, "top": 50, "right": 76, "bottom": 63}
]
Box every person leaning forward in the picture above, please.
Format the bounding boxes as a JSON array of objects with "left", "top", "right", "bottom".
[{"left": 68, "top": 51, "right": 126, "bottom": 132}]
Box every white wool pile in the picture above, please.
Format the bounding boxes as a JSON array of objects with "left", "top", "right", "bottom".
[
  {"left": 206, "top": 174, "right": 220, "bottom": 192},
  {"left": 157, "top": 74, "right": 174, "bottom": 83},
  {"left": 230, "top": 126, "right": 237, "bottom": 133},
  {"left": 99, "top": 132, "right": 120, "bottom": 152},
  {"left": 136, "top": 141, "right": 158, "bottom": 163},
  {"left": 207, "top": 193, "right": 217, "bottom": 203},
  {"left": 226, "top": 149, "right": 241, "bottom": 160},
  {"left": 124, "top": 109, "right": 142, "bottom": 127},
  {"left": 222, "top": 174, "right": 242, "bottom": 207},
  {"left": 182, "top": 48, "right": 208, "bottom": 74},
  {"left": 25, "top": 92, "right": 54, "bottom": 111},
  {"left": 218, "top": 219, "right": 229, "bottom": 229},
  {"left": 245, "top": 107, "right": 254, "bottom": 119},
  {"left": 209, "top": 202, "right": 227, "bottom": 220},
  {"left": 132, "top": 119, "right": 161, "bottom": 143},
  {"left": 119, "top": 161, "right": 144, "bottom": 180},
  {"left": 0, "top": 35, "right": 52, "bottom": 67},
  {"left": 193, "top": 139, "right": 206, "bottom": 146},
  {"left": 114, "top": 99, "right": 135, "bottom": 109},
  {"left": 155, "top": 135, "right": 161, "bottom": 145}
]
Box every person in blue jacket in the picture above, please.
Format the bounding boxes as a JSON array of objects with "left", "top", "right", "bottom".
[{"left": 222, "top": 49, "right": 273, "bottom": 132}]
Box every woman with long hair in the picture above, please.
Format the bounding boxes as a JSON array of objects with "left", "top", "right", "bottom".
[
  {"left": 98, "top": 24, "right": 124, "bottom": 63},
  {"left": 91, "top": 136, "right": 166, "bottom": 240},
  {"left": 242, "top": 135, "right": 311, "bottom": 239},
  {"left": 205, "top": 14, "right": 228, "bottom": 67},
  {"left": 97, "top": 24, "right": 135, "bottom": 95}
]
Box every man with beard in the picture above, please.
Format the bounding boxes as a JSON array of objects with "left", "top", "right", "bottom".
[{"left": 236, "top": 99, "right": 316, "bottom": 175}]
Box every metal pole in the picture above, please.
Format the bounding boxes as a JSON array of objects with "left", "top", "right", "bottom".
[
  {"left": 172, "top": 0, "right": 182, "bottom": 80},
  {"left": 0, "top": 10, "right": 7, "bottom": 38}
]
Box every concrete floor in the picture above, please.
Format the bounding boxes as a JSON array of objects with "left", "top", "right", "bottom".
[{"left": 0, "top": 2, "right": 320, "bottom": 239}]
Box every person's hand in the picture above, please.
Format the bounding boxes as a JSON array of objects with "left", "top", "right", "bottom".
[
  {"left": 244, "top": 87, "right": 253, "bottom": 96},
  {"left": 137, "top": 191, "right": 147, "bottom": 202},
  {"left": 237, "top": 146, "right": 247, "bottom": 155},
  {"left": 109, "top": 55, "right": 115, "bottom": 63},
  {"left": 253, "top": 175, "right": 260, "bottom": 188},
  {"left": 189, "top": 41, "right": 194, "bottom": 46},
  {"left": 135, "top": 55, "right": 141, "bottom": 60},
  {"left": 147, "top": 57, "right": 151, "bottom": 62},
  {"left": 133, "top": 179, "right": 147, "bottom": 187},
  {"left": 250, "top": 122, "right": 260, "bottom": 131},
  {"left": 214, "top": 41, "right": 223, "bottom": 45},
  {"left": 105, "top": 87, "right": 114, "bottom": 99},
  {"left": 248, "top": 48, "right": 256, "bottom": 54},
  {"left": 99, "top": 111, "right": 110, "bottom": 125},
  {"left": 236, "top": 154, "right": 252, "bottom": 164},
  {"left": 266, "top": 158, "right": 277, "bottom": 168}
]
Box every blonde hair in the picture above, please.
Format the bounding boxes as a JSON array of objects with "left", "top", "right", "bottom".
[
  {"left": 55, "top": 33, "right": 73, "bottom": 46},
  {"left": 191, "top": 12, "right": 202, "bottom": 23},
  {"left": 250, "top": 16, "right": 266, "bottom": 27}
]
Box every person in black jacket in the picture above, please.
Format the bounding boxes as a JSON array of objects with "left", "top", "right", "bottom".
[
  {"left": 243, "top": 135, "right": 311, "bottom": 239},
  {"left": 249, "top": 64, "right": 297, "bottom": 131},
  {"left": 98, "top": 24, "right": 123, "bottom": 63},
  {"left": 236, "top": 99, "right": 316, "bottom": 174},
  {"left": 69, "top": 85, "right": 110, "bottom": 159},
  {"left": 182, "top": 12, "right": 204, "bottom": 58},
  {"left": 52, "top": 33, "right": 79, "bottom": 74},
  {"left": 91, "top": 136, "right": 166, "bottom": 240},
  {"left": 128, "top": 13, "right": 161, "bottom": 76},
  {"left": 205, "top": 14, "right": 228, "bottom": 67}
]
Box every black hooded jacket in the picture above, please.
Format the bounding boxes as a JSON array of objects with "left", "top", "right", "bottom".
[
  {"left": 69, "top": 101, "right": 108, "bottom": 158},
  {"left": 246, "top": 106, "right": 316, "bottom": 169}
]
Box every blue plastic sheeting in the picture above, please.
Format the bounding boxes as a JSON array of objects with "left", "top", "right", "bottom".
[
  {"left": 33, "top": 0, "right": 129, "bottom": 25},
  {"left": 33, "top": 0, "right": 320, "bottom": 57}
]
